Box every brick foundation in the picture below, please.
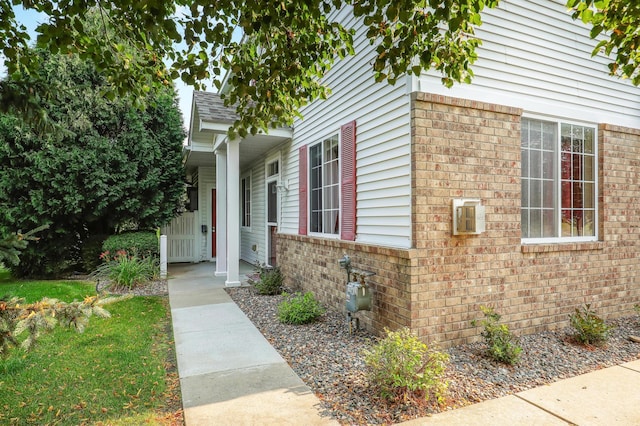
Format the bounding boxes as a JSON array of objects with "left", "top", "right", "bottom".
[{"left": 276, "top": 233, "right": 416, "bottom": 334}]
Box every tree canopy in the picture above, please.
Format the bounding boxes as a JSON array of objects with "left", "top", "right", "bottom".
[
  {"left": 2, "top": 0, "right": 501, "bottom": 137},
  {"left": 1, "top": 1, "right": 638, "bottom": 137},
  {"left": 0, "top": 49, "right": 186, "bottom": 277},
  {"left": 568, "top": 0, "right": 640, "bottom": 85}
]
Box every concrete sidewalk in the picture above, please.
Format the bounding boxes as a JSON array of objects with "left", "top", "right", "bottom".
[
  {"left": 168, "top": 262, "right": 337, "bottom": 425},
  {"left": 401, "top": 359, "right": 640, "bottom": 425},
  {"left": 168, "top": 263, "right": 640, "bottom": 425}
]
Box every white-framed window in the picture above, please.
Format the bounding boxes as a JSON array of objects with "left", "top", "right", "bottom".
[
  {"left": 309, "top": 135, "right": 339, "bottom": 235},
  {"left": 521, "top": 116, "right": 597, "bottom": 242},
  {"left": 241, "top": 174, "right": 251, "bottom": 228}
]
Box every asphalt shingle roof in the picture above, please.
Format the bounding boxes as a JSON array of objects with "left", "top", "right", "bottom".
[{"left": 193, "top": 91, "right": 238, "bottom": 124}]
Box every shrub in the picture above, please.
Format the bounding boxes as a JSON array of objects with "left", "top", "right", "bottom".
[
  {"left": 277, "top": 292, "right": 325, "bottom": 325},
  {"left": 363, "top": 327, "right": 449, "bottom": 403},
  {"left": 569, "top": 304, "right": 613, "bottom": 346},
  {"left": 93, "top": 250, "right": 158, "bottom": 289},
  {"left": 102, "top": 232, "right": 158, "bottom": 259},
  {"left": 253, "top": 266, "right": 284, "bottom": 295},
  {"left": 471, "top": 306, "right": 522, "bottom": 365},
  {"left": 80, "top": 234, "right": 109, "bottom": 273}
]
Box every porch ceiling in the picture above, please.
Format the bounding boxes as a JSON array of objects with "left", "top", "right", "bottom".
[
  {"left": 185, "top": 91, "right": 292, "bottom": 171},
  {"left": 184, "top": 133, "right": 291, "bottom": 171}
]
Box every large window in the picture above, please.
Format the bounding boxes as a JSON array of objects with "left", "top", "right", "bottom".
[
  {"left": 310, "top": 135, "right": 339, "bottom": 235},
  {"left": 241, "top": 175, "right": 251, "bottom": 228},
  {"left": 521, "top": 117, "right": 597, "bottom": 241}
]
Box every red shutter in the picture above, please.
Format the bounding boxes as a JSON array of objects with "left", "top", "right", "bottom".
[
  {"left": 298, "top": 145, "right": 308, "bottom": 235},
  {"left": 340, "top": 120, "right": 357, "bottom": 241}
]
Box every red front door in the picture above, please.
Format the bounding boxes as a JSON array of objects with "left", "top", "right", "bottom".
[{"left": 211, "top": 189, "right": 216, "bottom": 257}]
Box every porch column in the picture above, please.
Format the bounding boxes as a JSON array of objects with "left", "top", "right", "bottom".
[
  {"left": 225, "top": 138, "right": 241, "bottom": 287},
  {"left": 215, "top": 149, "right": 227, "bottom": 277}
]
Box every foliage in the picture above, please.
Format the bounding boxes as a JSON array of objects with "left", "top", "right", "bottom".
[
  {"left": 92, "top": 250, "right": 159, "bottom": 290},
  {"left": 80, "top": 233, "right": 109, "bottom": 273},
  {"left": 569, "top": 304, "right": 613, "bottom": 345},
  {"left": 0, "top": 47, "right": 185, "bottom": 278},
  {"left": 251, "top": 266, "right": 284, "bottom": 296},
  {"left": 0, "top": 292, "right": 127, "bottom": 357},
  {"left": 102, "top": 232, "right": 159, "bottom": 260},
  {"left": 0, "top": 1, "right": 506, "bottom": 138},
  {"left": 277, "top": 292, "right": 325, "bottom": 325},
  {"left": 0, "top": 225, "right": 48, "bottom": 267},
  {"left": 363, "top": 327, "right": 449, "bottom": 403},
  {"left": 3, "top": 1, "right": 639, "bottom": 137},
  {"left": 568, "top": 0, "right": 640, "bottom": 85},
  {"left": 0, "top": 279, "right": 177, "bottom": 424},
  {"left": 471, "top": 305, "right": 522, "bottom": 365}
]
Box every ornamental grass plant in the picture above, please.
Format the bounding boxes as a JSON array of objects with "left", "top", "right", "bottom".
[{"left": 92, "top": 250, "right": 158, "bottom": 290}]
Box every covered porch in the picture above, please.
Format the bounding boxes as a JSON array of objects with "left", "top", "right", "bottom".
[{"left": 184, "top": 91, "right": 292, "bottom": 286}]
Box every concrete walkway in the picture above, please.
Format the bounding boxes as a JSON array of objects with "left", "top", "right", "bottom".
[
  {"left": 168, "top": 262, "right": 337, "bottom": 425},
  {"left": 168, "top": 263, "right": 640, "bottom": 425}
]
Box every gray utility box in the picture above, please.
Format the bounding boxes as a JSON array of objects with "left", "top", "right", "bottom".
[{"left": 346, "top": 281, "right": 372, "bottom": 313}]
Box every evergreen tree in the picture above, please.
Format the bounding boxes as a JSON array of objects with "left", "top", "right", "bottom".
[{"left": 0, "top": 51, "right": 185, "bottom": 277}]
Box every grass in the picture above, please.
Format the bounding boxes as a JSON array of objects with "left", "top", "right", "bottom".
[{"left": 0, "top": 272, "right": 182, "bottom": 425}]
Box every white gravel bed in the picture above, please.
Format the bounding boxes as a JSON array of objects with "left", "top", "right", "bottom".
[{"left": 227, "top": 286, "right": 640, "bottom": 425}]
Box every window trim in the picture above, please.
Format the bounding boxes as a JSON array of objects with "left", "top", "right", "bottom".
[
  {"left": 308, "top": 132, "right": 341, "bottom": 238},
  {"left": 521, "top": 114, "right": 598, "bottom": 244},
  {"left": 241, "top": 173, "right": 251, "bottom": 229}
]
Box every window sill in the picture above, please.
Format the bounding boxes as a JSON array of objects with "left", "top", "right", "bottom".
[{"left": 521, "top": 241, "right": 605, "bottom": 253}]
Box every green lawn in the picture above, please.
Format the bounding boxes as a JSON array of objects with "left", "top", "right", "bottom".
[{"left": 0, "top": 272, "right": 181, "bottom": 425}]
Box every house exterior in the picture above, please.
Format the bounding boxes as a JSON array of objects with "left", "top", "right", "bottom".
[{"left": 169, "top": 0, "right": 640, "bottom": 346}]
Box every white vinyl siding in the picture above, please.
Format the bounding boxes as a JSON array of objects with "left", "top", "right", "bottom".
[
  {"left": 240, "top": 162, "right": 265, "bottom": 265},
  {"left": 279, "top": 7, "right": 412, "bottom": 248},
  {"left": 415, "top": 0, "right": 640, "bottom": 128}
]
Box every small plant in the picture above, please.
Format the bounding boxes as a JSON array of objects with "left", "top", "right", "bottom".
[
  {"left": 635, "top": 304, "right": 640, "bottom": 316},
  {"left": 363, "top": 327, "right": 449, "bottom": 403},
  {"left": 569, "top": 304, "right": 613, "bottom": 346},
  {"left": 253, "top": 266, "right": 284, "bottom": 295},
  {"left": 471, "top": 306, "right": 522, "bottom": 365},
  {"left": 277, "top": 292, "right": 325, "bottom": 325},
  {"left": 92, "top": 250, "right": 158, "bottom": 290}
]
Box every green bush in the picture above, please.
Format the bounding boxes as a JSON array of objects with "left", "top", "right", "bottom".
[
  {"left": 102, "top": 232, "right": 158, "bottom": 259},
  {"left": 92, "top": 251, "right": 158, "bottom": 289},
  {"left": 471, "top": 306, "right": 522, "bottom": 365},
  {"left": 363, "top": 327, "right": 449, "bottom": 403},
  {"left": 569, "top": 304, "right": 613, "bottom": 346},
  {"left": 80, "top": 234, "right": 109, "bottom": 273},
  {"left": 253, "top": 266, "right": 284, "bottom": 295},
  {"left": 277, "top": 292, "right": 325, "bottom": 325}
]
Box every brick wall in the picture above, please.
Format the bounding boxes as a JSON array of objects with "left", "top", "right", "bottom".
[
  {"left": 276, "top": 93, "right": 640, "bottom": 348},
  {"left": 276, "top": 233, "right": 416, "bottom": 335},
  {"left": 410, "top": 93, "right": 640, "bottom": 346}
]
